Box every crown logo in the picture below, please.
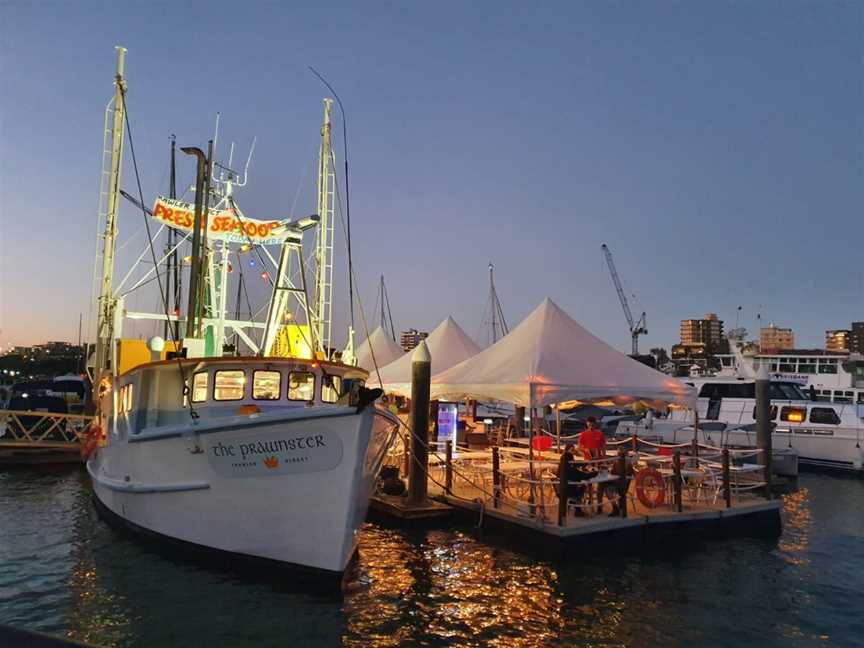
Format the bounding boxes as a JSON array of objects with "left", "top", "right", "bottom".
[{"left": 263, "top": 456, "right": 279, "bottom": 469}]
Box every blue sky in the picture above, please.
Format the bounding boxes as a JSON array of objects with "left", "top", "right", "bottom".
[{"left": 0, "top": 1, "right": 861, "bottom": 352}]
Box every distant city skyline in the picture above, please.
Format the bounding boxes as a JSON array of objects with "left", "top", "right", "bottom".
[{"left": 1, "top": 2, "right": 861, "bottom": 352}]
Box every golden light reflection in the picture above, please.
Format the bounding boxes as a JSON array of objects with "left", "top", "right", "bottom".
[
  {"left": 778, "top": 487, "right": 812, "bottom": 566},
  {"left": 343, "top": 524, "right": 681, "bottom": 647}
]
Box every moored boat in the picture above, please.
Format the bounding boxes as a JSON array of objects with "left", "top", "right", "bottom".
[{"left": 84, "top": 47, "right": 398, "bottom": 581}]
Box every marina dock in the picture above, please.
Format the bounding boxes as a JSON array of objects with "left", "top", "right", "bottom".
[{"left": 372, "top": 433, "right": 782, "bottom": 553}]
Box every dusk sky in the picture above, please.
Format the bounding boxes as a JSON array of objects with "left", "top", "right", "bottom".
[{"left": 0, "top": 1, "right": 861, "bottom": 353}]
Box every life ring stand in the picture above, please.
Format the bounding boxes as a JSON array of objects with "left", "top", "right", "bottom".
[
  {"left": 80, "top": 424, "right": 103, "bottom": 461},
  {"left": 635, "top": 467, "right": 665, "bottom": 508}
]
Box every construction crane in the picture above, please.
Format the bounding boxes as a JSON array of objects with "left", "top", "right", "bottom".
[{"left": 601, "top": 244, "right": 647, "bottom": 355}]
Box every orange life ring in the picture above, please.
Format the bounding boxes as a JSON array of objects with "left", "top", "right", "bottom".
[
  {"left": 80, "top": 424, "right": 103, "bottom": 460},
  {"left": 635, "top": 468, "right": 665, "bottom": 508}
]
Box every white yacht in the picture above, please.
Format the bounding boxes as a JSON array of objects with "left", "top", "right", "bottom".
[
  {"left": 620, "top": 376, "right": 864, "bottom": 473},
  {"left": 84, "top": 48, "right": 398, "bottom": 582},
  {"left": 715, "top": 340, "right": 864, "bottom": 405}
]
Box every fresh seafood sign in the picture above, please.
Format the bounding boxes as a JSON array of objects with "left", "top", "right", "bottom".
[
  {"left": 206, "top": 429, "right": 343, "bottom": 477},
  {"left": 152, "top": 196, "right": 290, "bottom": 246}
]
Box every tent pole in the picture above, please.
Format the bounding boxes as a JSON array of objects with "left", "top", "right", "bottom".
[
  {"left": 555, "top": 405, "right": 561, "bottom": 452},
  {"left": 528, "top": 385, "right": 536, "bottom": 517}
]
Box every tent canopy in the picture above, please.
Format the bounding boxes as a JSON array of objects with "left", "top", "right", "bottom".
[
  {"left": 430, "top": 298, "right": 696, "bottom": 408},
  {"left": 355, "top": 326, "right": 404, "bottom": 372},
  {"left": 374, "top": 316, "right": 480, "bottom": 396}
]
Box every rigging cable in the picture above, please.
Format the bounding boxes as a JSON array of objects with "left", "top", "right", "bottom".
[
  {"left": 309, "top": 66, "right": 355, "bottom": 330},
  {"left": 119, "top": 86, "right": 198, "bottom": 421}
]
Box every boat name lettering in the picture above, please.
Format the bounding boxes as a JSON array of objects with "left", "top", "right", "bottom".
[
  {"left": 206, "top": 429, "right": 343, "bottom": 478},
  {"left": 211, "top": 435, "right": 327, "bottom": 460}
]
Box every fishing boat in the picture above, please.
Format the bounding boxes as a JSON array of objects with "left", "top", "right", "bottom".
[{"left": 84, "top": 47, "right": 398, "bottom": 581}]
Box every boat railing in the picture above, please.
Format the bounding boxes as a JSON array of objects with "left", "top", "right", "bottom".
[{"left": 0, "top": 409, "right": 94, "bottom": 446}]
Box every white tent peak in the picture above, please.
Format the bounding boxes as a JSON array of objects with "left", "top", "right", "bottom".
[
  {"left": 430, "top": 298, "right": 696, "bottom": 408},
  {"left": 354, "top": 326, "right": 404, "bottom": 372},
  {"left": 373, "top": 316, "right": 480, "bottom": 394}
]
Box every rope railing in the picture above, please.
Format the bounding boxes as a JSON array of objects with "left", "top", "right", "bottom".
[{"left": 381, "top": 414, "right": 773, "bottom": 527}]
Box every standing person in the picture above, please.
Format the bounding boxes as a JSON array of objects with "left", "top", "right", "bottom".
[{"left": 578, "top": 416, "right": 606, "bottom": 460}]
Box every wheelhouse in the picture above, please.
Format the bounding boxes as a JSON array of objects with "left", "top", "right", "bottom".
[{"left": 108, "top": 358, "right": 369, "bottom": 437}]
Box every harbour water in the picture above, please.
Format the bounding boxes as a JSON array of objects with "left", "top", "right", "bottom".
[{"left": 1, "top": 468, "right": 861, "bottom": 647}]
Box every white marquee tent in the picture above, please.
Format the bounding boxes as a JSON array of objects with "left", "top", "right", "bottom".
[
  {"left": 355, "top": 326, "right": 404, "bottom": 373},
  {"left": 429, "top": 298, "right": 696, "bottom": 408},
  {"left": 373, "top": 316, "right": 481, "bottom": 396}
]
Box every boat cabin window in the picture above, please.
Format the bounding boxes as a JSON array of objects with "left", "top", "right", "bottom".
[
  {"left": 321, "top": 374, "right": 343, "bottom": 404},
  {"left": 288, "top": 371, "right": 315, "bottom": 401},
  {"left": 117, "top": 383, "right": 134, "bottom": 414},
  {"left": 214, "top": 370, "right": 245, "bottom": 401},
  {"left": 698, "top": 383, "right": 755, "bottom": 399},
  {"left": 191, "top": 372, "right": 209, "bottom": 403},
  {"left": 809, "top": 407, "right": 840, "bottom": 425},
  {"left": 252, "top": 370, "right": 281, "bottom": 401},
  {"left": 818, "top": 362, "right": 838, "bottom": 374},
  {"left": 751, "top": 405, "right": 778, "bottom": 420},
  {"left": 768, "top": 383, "right": 808, "bottom": 401},
  {"left": 779, "top": 406, "right": 807, "bottom": 423},
  {"left": 832, "top": 391, "right": 853, "bottom": 404}
]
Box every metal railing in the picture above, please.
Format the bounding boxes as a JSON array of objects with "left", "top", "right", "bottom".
[{"left": 0, "top": 410, "right": 94, "bottom": 446}]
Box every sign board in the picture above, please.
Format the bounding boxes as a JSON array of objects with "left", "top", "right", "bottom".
[
  {"left": 436, "top": 402, "right": 458, "bottom": 446},
  {"left": 152, "top": 196, "right": 290, "bottom": 246},
  {"left": 206, "top": 428, "right": 343, "bottom": 478},
  {"left": 770, "top": 373, "right": 809, "bottom": 385}
]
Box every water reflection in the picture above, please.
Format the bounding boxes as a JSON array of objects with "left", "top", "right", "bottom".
[
  {"left": 345, "top": 528, "right": 564, "bottom": 647},
  {"left": 1, "top": 469, "right": 862, "bottom": 647},
  {"left": 778, "top": 487, "right": 812, "bottom": 566}
]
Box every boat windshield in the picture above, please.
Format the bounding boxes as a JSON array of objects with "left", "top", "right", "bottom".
[{"left": 768, "top": 382, "right": 808, "bottom": 401}]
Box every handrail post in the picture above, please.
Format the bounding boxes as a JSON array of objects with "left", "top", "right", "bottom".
[
  {"left": 722, "top": 447, "right": 732, "bottom": 508},
  {"left": 492, "top": 445, "right": 501, "bottom": 508},
  {"left": 445, "top": 439, "right": 453, "bottom": 495},
  {"left": 673, "top": 450, "right": 683, "bottom": 513},
  {"left": 617, "top": 449, "right": 628, "bottom": 518},
  {"left": 631, "top": 431, "right": 638, "bottom": 452}
]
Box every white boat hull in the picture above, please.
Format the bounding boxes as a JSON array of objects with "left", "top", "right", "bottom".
[
  {"left": 88, "top": 405, "right": 397, "bottom": 576},
  {"left": 618, "top": 420, "right": 864, "bottom": 473}
]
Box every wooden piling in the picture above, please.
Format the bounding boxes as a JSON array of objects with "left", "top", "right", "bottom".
[
  {"left": 755, "top": 363, "right": 772, "bottom": 497},
  {"left": 631, "top": 431, "right": 638, "bottom": 452},
  {"left": 445, "top": 439, "right": 453, "bottom": 495},
  {"left": 408, "top": 341, "right": 431, "bottom": 505},
  {"left": 722, "top": 447, "right": 732, "bottom": 508},
  {"left": 673, "top": 450, "right": 683, "bottom": 513},
  {"left": 492, "top": 446, "right": 501, "bottom": 508}
]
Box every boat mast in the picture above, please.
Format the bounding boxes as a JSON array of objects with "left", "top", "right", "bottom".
[
  {"left": 379, "top": 275, "right": 396, "bottom": 341},
  {"left": 313, "top": 99, "right": 335, "bottom": 359},
  {"left": 164, "top": 135, "right": 181, "bottom": 341},
  {"left": 93, "top": 46, "right": 127, "bottom": 378},
  {"left": 482, "top": 262, "right": 508, "bottom": 345}
]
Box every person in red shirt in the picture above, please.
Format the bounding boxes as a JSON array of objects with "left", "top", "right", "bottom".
[{"left": 578, "top": 416, "right": 606, "bottom": 460}]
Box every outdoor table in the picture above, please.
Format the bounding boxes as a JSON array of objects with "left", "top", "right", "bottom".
[{"left": 570, "top": 472, "right": 619, "bottom": 516}]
